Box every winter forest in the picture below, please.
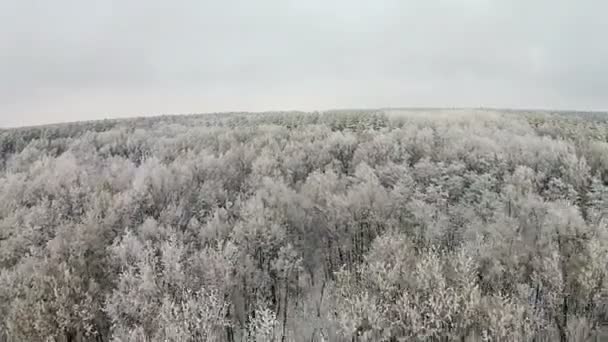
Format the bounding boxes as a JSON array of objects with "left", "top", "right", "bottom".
[{"left": 1, "top": 109, "right": 607, "bottom": 342}]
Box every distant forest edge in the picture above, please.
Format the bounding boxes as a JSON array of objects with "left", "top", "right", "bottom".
[
  {"left": 0, "top": 109, "right": 607, "bottom": 341},
  {"left": 1, "top": 108, "right": 607, "bottom": 150}
]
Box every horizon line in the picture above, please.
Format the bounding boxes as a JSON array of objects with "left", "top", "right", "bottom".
[{"left": 2, "top": 106, "right": 607, "bottom": 130}]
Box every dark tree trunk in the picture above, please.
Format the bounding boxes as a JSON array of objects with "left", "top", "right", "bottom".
[{"left": 281, "top": 278, "right": 289, "bottom": 342}]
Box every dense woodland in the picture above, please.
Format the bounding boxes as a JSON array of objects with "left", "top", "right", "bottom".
[{"left": 0, "top": 109, "right": 607, "bottom": 341}]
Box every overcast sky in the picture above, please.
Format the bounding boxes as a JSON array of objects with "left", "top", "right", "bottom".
[{"left": 1, "top": 0, "right": 607, "bottom": 127}]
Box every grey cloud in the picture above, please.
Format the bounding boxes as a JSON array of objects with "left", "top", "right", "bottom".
[{"left": 1, "top": 0, "right": 607, "bottom": 127}]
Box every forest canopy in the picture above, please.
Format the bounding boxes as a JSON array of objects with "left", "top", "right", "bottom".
[{"left": 0, "top": 109, "right": 607, "bottom": 341}]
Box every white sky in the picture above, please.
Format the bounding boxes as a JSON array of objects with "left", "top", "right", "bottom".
[{"left": 1, "top": 0, "right": 607, "bottom": 127}]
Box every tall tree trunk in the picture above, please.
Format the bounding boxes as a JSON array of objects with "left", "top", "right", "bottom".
[
  {"left": 225, "top": 303, "right": 235, "bottom": 342},
  {"left": 281, "top": 276, "right": 289, "bottom": 342},
  {"left": 317, "top": 280, "right": 326, "bottom": 318},
  {"left": 560, "top": 295, "right": 569, "bottom": 342}
]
